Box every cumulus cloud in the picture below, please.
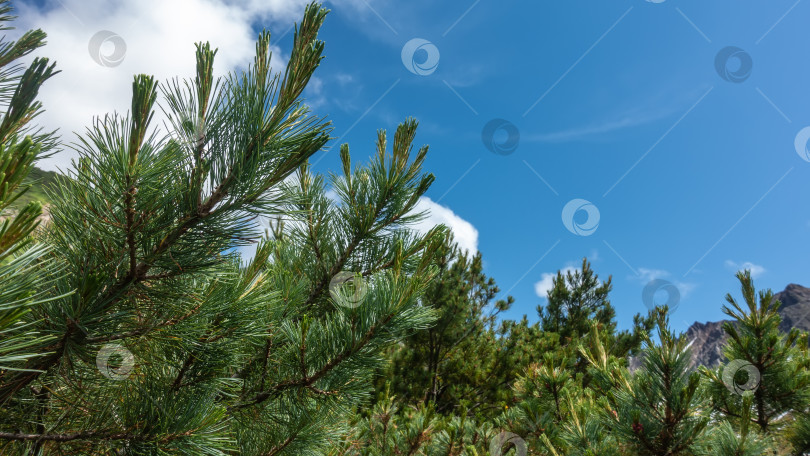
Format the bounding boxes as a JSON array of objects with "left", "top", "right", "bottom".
[
  {"left": 411, "top": 197, "right": 478, "bottom": 254},
  {"left": 12, "top": 0, "right": 368, "bottom": 170},
  {"left": 323, "top": 194, "right": 478, "bottom": 254},
  {"left": 238, "top": 194, "right": 478, "bottom": 262},
  {"left": 534, "top": 266, "right": 577, "bottom": 299},
  {"left": 724, "top": 260, "right": 766, "bottom": 278}
]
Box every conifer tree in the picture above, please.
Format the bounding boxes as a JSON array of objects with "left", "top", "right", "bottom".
[
  {"left": 539, "top": 259, "right": 614, "bottom": 344},
  {"left": 540, "top": 396, "right": 619, "bottom": 456},
  {"left": 786, "top": 412, "right": 810, "bottom": 456},
  {"left": 539, "top": 259, "right": 655, "bottom": 380},
  {"left": 527, "top": 321, "right": 624, "bottom": 456},
  {"left": 341, "top": 393, "right": 438, "bottom": 456},
  {"left": 330, "top": 385, "right": 498, "bottom": 456},
  {"left": 0, "top": 0, "right": 58, "bottom": 377},
  {"left": 702, "top": 271, "right": 810, "bottom": 435},
  {"left": 0, "top": 4, "right": 451, "bottom": 454},
  {"left": 583, "top": 312, "right": 710, "bottom": 456},
  {"left": 501, "top": 353, "right": 577, "bottom": 454},
  {"left": 703, "top": 393, "right": 775, "bottom": 456},
  {"left": 382, "top": 236, "right": 525, "bottom": 418}
]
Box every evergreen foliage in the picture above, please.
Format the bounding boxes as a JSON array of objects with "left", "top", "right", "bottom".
[
  {"left": 539, "top": 259, "right": 614, "bottom": 343},
  {"left": 539, "top": 259, "right": 655, "bottom": 376},
  {"left": 702, "top": 271, "right": 810, "bottom": 434},
  {"left": 599, "top": 314, "right": 710, "bottom": 456},
  {"left": 0, "top": 3, "right": 448, "bottom": 454},
  {"left": 381, "top": 236, "right": 536, "bottom": 418},
  {"left": 0, "top": 0, "right": 58, "bottom": 379},
  {"left": 1, "top": 2, "right": 809, "bottom": 455}
]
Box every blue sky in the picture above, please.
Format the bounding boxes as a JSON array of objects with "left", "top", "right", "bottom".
[
  {"left": 303, "top": 0, "right": 810, "bottom": 332},
  {"left": 19, "top": 0, "right": 810, "bottom": 332}
]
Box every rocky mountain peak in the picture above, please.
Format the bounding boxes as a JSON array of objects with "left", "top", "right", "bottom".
[{"left": 683, "top": 283, "right": 810, "bottom": 367}]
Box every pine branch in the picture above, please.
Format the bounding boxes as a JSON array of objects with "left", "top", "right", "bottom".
[
  {"left": 236, "top": 307, "right": 399, "bottom": 409},
  {"left": 0, "top": 429, "right": 195, "bottom": 442}
]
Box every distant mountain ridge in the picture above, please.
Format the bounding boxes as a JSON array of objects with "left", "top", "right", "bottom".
[{"left": 684, "top": 283, "right": 810, "bottom": 367}]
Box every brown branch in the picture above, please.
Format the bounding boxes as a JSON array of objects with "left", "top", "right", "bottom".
[
  {"left": 0, "top": 319, "right": 78, "bottom": 403},
  {"left": 85, "top": 298, "right": 205, "bottom": 344},
  {"left": 0, "top": 429, "right": 194, "bottom": 443},
  {"left": 0, "top": 431, "right": 131, "bottom": 442},
  {"left": 235, "top": 308, "right": 397, "bottom": 410},
  {"left": 264, "top": 429, "right": 299, "bottom": 456},
  {"left": 171, "top": 355, "right": 195, "bottom": 392},
  {"left": 304, "top": 234, "right": 362, "bottom": 308},
  {"left": 124, "top": 175, "right": 138, "bottom": 277}
]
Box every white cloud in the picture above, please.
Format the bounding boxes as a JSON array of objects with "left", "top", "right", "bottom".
[
  {"left": 637, "top": 268, "right": 669, "bottom": 282},
  {"left": 523, "top": 103, "right": 676, "bottom": 144},
  {"left": 12, "top": 0, "right": 368, "bottom": 171},
  {"left": 325, "top": 193, "right": 478, "bottom": 254},
  {"left": 533, "top": 264, "right": 696, "bottom": 303},
  {"left": 525, "top": 114, "right": 663, "bottom": 143},
  {"left": 239, "top": 194, "right": 478, "bottom": 262},
  {"left": 725, "top": 260, "right": 766, "bottom": 278},
  {"left": 412, "top": 197, "right": 478, "bottom": 254},
  {"left": 335, "top": 73, "right": 355, "bottom": 85},
  {"left": 522, "top": 85, "right": 713, "bottom": 144},
  {"left": 634, "top": 268, "right": 696, "bottom": 298},
  {"left": 324, "top": 188, "right": 340, "bottom": 202},
  {"left": 534, "top": 266, "right": 577, "bottom": 299}
]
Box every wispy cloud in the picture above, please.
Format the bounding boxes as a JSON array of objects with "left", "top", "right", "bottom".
[
  {"left": 634, "top": 268, "right": 696, "bottom": 298},
  {"left": 524, "top": 108, "right": 672, "bottom": 143},
  {"left": 522, "top": 84, "right": 713, "bottom": 144},
  {"left": 724, "top": 260, "right": 766, "bottom": 278}
]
